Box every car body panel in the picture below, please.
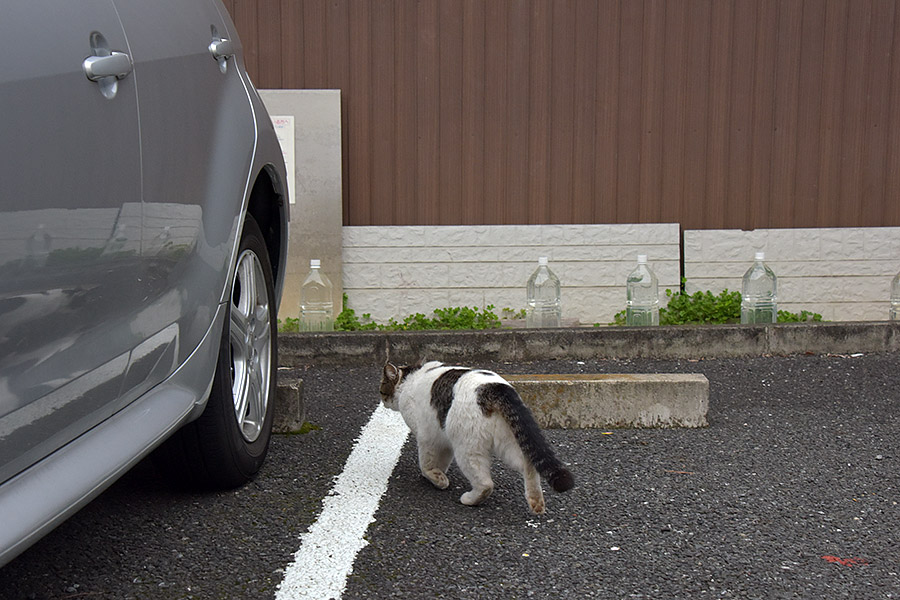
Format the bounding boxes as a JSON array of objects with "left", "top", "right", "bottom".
[
  {"left": 0, "top": 0, "right": 144, "bottom": 484},
  {"left": 0, "top": 303, "right": 227, "bottom": 567},
  {"left": 0, "top": 0, "right": 289, "bottom": 567},
  {"left": 206, "top": 2, "right": 291, "bottom": 309},
  {"left": 111, "top": 0, "right": 257, "bottom": 397}
]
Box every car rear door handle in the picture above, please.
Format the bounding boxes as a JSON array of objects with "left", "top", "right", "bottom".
[
  {"left": 209, "top": 38, "right": 234, "bottom": 60},
  {"left": 82, "top": 51, "right": 133, "bottom": 81},
  {"left": 209, "top": 37, "right": 234, "bottom": 73}
]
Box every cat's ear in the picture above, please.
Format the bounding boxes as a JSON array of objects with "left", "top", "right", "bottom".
[{"left": 383, "top": 362, "right": 401, "bottom": 383}]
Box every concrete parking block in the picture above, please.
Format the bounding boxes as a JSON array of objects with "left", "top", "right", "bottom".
[
  {"left": 275, "top": 373, "right": 305, "bottom": 434},
  {"left": 504, "top": 373, "right": 709, "bottom": 429}
]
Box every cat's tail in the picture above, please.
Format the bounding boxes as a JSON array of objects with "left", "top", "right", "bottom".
[{"left": 479, "top": 382, "right": 575, "bottom": 493}]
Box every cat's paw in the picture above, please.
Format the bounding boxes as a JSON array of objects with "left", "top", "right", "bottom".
[
  {"left": 424, "top": 470, "right": 450, "bottom": 489},
  {"left": 460, "top": 486, "right": 493, "bottom": 506},
  {"left": 527, "top": 496, "right": 546, "bottom": 515}
]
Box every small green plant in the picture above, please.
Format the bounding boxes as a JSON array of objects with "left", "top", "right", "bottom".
[
  {"left": 282, "top": 294, "right": 504, "bottom": 331},
  {"left": 776, "top": 309, "right": 823, "bottom": 323},
  {"left": 280, "top": 291, "right": 825, "bottom": 331},
  {"left": 334, "top": 294, "right": 379, "bottom": 331},
  {"left": 660, "top": 287, "right": 743, "bottom": 325},
  {"left": 279, "top": 294, "right": 378, "bottom": 332},
  {"left": 611, "top": 282, "right": 822, "bottom": 325},
  {"left": 279, "top": 317, "right": 300, "bottom": 333},
  {"left": 376, "top": 305, "right": 502, "bottom": 331},
  {"left": 298, "top": 421, "right": 322, "bottom": 434},
  {"left": 501, "top": 307, "right": 527, "bottom": 320}
]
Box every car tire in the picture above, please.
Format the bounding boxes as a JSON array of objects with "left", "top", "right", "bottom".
[{"left": 154, "top": 214, "right": 277, "bottom": 489}]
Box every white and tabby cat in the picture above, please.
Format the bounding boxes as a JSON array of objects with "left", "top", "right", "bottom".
[{"left": 380, "top": 360, "right": 574, "bottom": 514}]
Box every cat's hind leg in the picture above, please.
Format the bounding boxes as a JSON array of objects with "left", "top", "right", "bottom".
[
  {"left": 522, "top": 464, "right": 545, "bottom": 515},
  {"left": 454, "top": 449, "right": 494, "bottom": 506},
  {"left": 417, "top": 440, "right": 453, "bottom": 490},
  {"left": 498, "top": 438, "right": 545, "bottom": 514}
]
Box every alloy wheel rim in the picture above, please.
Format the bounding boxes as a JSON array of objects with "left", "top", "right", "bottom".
[{"left": 229, "top": 249, "right": 271, "bottom": 443}]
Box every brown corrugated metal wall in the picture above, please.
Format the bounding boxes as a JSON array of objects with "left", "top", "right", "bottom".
[{"left": 224, "top": 0, "right": 900, "bottom": 229}]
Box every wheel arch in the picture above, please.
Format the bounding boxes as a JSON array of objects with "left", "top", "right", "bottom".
[{"left": 245, "top": 164, "right": 289, "bottom": 311}]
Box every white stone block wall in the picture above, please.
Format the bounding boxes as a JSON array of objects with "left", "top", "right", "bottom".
[
  {"left": 342, "top": 224, "right": 681, "bottom": 325},
  {"left": 684, "top": 228, "right": 900, "bottom": 321}
]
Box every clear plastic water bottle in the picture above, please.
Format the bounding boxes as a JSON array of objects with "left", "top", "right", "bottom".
[
  {"left": 741, "top": 251, "right": 777, "bottom": 324},
  {"left": 625, "top": 255, "right": 659, "bottom": 326},
  {"left": 300, "top": 259, "right": 334, "bottom": 331},
  {"left": 526, "top": 257, "right": 561, "bottom": 328},
  {"left": 891, "top": 271, "right": 900, "bottom": 321}
]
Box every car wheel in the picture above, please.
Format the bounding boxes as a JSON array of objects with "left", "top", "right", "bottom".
[{"left": 154, "top": 214, "right": 277, "bottom": 489}]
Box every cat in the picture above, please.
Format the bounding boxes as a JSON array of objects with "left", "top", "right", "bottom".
[{"left": 380, "top": 360, "right": 574, "bottom": 514}]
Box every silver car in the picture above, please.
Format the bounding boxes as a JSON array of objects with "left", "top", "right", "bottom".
[{"left": 0, "top": 0, "right": 289, "bottom": 566}]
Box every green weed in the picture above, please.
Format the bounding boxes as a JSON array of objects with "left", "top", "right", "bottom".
[{"left": 610, "top": 281, "right": 822, "bottom": 325}]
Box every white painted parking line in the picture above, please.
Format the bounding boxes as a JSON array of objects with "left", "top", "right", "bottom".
[{"left": 275, "top": 404, "right": 409, "bottom": 600}]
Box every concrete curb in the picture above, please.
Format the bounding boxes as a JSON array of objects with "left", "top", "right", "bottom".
[
  {"left": 505, "top": 373, "right": 709, "bottom": 430},
  {"left": 275, "top": 322, "right": 897, "bottom": 431},
  {"left": 278, "top": 321, "right": 900, "bottom": 366}
]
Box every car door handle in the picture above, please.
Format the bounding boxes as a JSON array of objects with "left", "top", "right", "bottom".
[
  {"left": 209, "top": 38, "right": 234, "bottom": 60},
  {"left": 83, "top": 52, "right": 133, "bottom": 81}
]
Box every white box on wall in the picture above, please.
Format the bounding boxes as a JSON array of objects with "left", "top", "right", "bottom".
[{"left": 260, "top": 90, "right": 344, "bottom": 321}]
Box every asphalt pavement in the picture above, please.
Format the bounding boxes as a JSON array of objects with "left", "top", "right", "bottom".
[{"left": 1, "top": 351, "right": 898, "bottom": 599}]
